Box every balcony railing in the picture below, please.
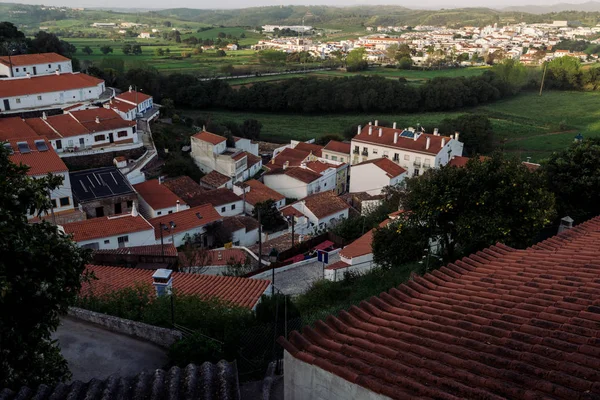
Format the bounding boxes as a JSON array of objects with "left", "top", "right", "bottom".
[
  {"left": 361, "top": 150, "right": 369, "bottom": 156},
  {"left": 423, "top": 164, "right": 431, "bottom": 169},
  {"left": 353, "top": 149, "right": 360, "bottom": 154},
  {"left": 413, "top": 161, "right": 422, "bottom": 167}
]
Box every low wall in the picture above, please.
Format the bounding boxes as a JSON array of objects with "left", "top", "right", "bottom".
[
  {"left": 68, "top": 307, "right": 182, "bottom": 348},
  {"left": 63, "top": 146, "right": 146, "bottom": 170},
  {"left": 249, "top": 248, "right": 341, "bottom": 280}
]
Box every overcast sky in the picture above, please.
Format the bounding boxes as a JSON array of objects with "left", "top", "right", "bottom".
[{"left": 0, "top": 0, "right": 595, "bottom": 10}]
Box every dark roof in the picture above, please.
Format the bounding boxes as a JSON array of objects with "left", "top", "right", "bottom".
[
  {"left": 299, "top": 191, "right": 350, "bottom": 219},
  {"left": 162, "top": 176, "right": 206, "bottom": 203},
  {"left": 93, "top": 244, "right": 177, "bottom": 257},
  {"left": 279, "top": 216, "right": 600, "bottom": 399},
  {"left": 323, "top": 140, "right": 351, "bottom": 155},
  {"left": 0, "top": 362, "right": 241, "bottom": 400},
  {"left": 188, "top": 188, "right": 242, "bottom": 208},
  {"left": 222, "top": 215, "right": 260, "bottom": 234},
  {"left": 294, "top": 142, "right": 323, "bottom": 157},
  {"left": 200, "top": 170, "right": 231, "bottom": 189},
  {"left": 70, "top": 167, "right": 134, "bottom": 202}
]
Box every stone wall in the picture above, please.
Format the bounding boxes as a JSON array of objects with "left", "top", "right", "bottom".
[
  {"left": 68, "top": 307, "right": 183, "bottom": 348},
  {"left": 63, "top": 147, "right": 146, "bottom": 170}
]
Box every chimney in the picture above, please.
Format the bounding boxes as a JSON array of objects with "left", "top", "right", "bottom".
[
  {"left": 426, "top": 137, "right": 431, "bottom": 150},
  {"left": 393, "top": 122, "right": 397, "bottom": 129},
  {"left": 95, "top": 116, "right": 100, "bottom": 124},
  {"left": 368, "top": 121, "right": 372, "bottom": 126},
  {"left": 55, "top": 69, "right": 59, "bottom": 76},
  {"left": 152, "top": 269, "right": 173, "bottom": 297},
  {"left": 394, "top": 132, "right": 398, "bottom": 144},
  {"left": 454, "top": 132, "right": 460, "bottom": 142},
  {"left": 378, "top": 128, "right": 383, "bottom": 137},
  {"left": 441, "top": 138, "right": 446, "bottom": 147},
  {"left": 158, "top": 175, "right": 163, "bottom": 184},
  {"left": 375, "top": 120, "right": 379, "bottom": 126},
  {"left": 129, "top": 85, "right": 133, "bottom": 93},
  {"left": 557, "top": 216, "right": 574, "bottom": 234},
  {"left": 283, "top": 160, "right": 289, "bottom": 170},
  {"left": 413, "top": 133, "right": 418, "bottom": 141},
  {"left": 42, "top": 112, "right": 47, "bottom": 120},
  {"left": 368, "top": 126, "right": 373, "bottom": 135},
  {"left": 131, "top": 203, "right": 138, "bottom": 217},
  {"left": 26, "top": 72, "right": 31, "bottom": 78},
  {"left": 176, "top": 200, "right": 180, "bottom": 212},
  {"left": 357, "top": 125, "right": 362, "bottom": 135},
  {"left": 434, "top": 128, "right": 439, "bottom": 136}
]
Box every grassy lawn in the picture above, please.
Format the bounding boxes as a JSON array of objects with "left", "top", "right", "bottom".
[
  {"left": 314, "top": 66, "right": 491, "bottom": 81},
  {"left": 179, "top": 90, "right": 600, "bottom": 162}
]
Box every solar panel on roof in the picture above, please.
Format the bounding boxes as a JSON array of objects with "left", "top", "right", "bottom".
[
  {"left": 400, "top": 130, "right": 415, "bottom": 138},
  {"left": 34, "top": 140, "right": 49, "bottom": 152},
  {"left": 17, "top": 142, "right": 31, "bottom": 154},
  {"left": 3, "top": 143, "right": 14, "bottom": 155}
]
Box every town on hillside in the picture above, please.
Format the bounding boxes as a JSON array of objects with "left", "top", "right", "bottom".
[{"left": 3, "top": 9, "right": 600, "bottom": 400}]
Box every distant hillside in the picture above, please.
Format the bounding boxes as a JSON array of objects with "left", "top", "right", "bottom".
[{"left": 503, "top": 1, "right": 600, "bottom": 14}]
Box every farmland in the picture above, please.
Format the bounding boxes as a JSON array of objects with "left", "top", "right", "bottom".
[{"left": 180, "top": 90, "right": 599, "bottom": 162}]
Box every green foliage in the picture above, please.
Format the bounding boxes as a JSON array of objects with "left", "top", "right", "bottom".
[
  {"left": 439, "top": 114, "right": 495, "bottom": 155},
  {"left": 547, "top": 56, "right": 582, "bottom": 89},
  {"left": 372, "top": 219, "right": 429, "bottom": 270},
  {"left": 554, "top": 39, "right": 589, "bottom": 53},
  {"left": 162, "top": 152, "right": 204, "bottom": 182},
  {"left": 542, "top": 138, "right": 600, "bottom": 222},
  {"left": 253, "top": 199, "right": 285, "bottom": 232},
  {"left": 240, "top": 119, "right": 262, "bottom": 140},
  {"left": 122, "top": 43, "right": 132, "bottom": 55},
  {"left": 99, "top": 45, "right": 113, "bottom": 55},
  {"left": 154, "top": 47, "right": 165, "bottom": 57},
  {"left": 255, "top": 294, "right": 300, "bottom": 324},
  {"left": 82, "top": 45, "right": 93, "bottom": 55},
  {"left": 399, "top": 153, "right": 555, "bottom": 262},
  {"left": 215, "top": 49, "right": 227, "bottom": 57},
  {"left": 0, "top": 145, "right": 90, "bottom": 389},
  {"left": 346, "top": 48, "right": 368, "bottom": 72},
  {"left": 331, "top": 202, "right": 394, "bottom": 243},
  {"left": 132, "top": 44, "right": 142, "bottom": 55},
  {"left": 492, "top": 58, "right": 528, "bottom": 94},
  {"left": 169, "top": 334, "right": 224, "bottom": 365},
  {"left": 258, "top": 49, "right": 287, "bottom": 65},
  {"left": 315, "top": 133, "right": 344, "bottom": 146}
]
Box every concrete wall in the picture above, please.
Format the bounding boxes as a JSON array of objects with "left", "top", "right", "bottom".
[
  {"left": 435, "top": 138, "right": 464, "bottom": 168},
  {"left": 68, "top": 307, "right": 182, "bottom": 348},
  {"left": 215, "top": 199, "right": 244, "bottom": 217},
  {"left": 263, "top": 174, "right": 309, "bottom": 199},
  {"left": 61, "top": 147, "right": 146, "bottom": 170},
  {"left": 78, "top": 228, "right": 156, "bottom": 250},
  {"left": 0, "top": 82, "right": 104, "bottom": 112},
  {"left": 322, "top": 149, "right": 349, "bottom": 164},
  {"left": 50, "top": 126, "right": 137, "bottom": 154},
  {"left": 283, "top": 350, "right": 391, "bottom": 400},
  {"left": 79, "top": 193, "right": 138, "bottom": 219},
  {"left": 6, "top": 60, "right": 73, "bottom": 77}
]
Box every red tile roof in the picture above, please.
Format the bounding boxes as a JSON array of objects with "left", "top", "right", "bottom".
[
  {"left": 200, "top": 170, "right": 232, "bottom": 189},
  {"left": 448, "top": 155, "right": 470, "bottom": 167},
  {"left": 354, "top": 157, "right": 406, "bottom": 178},
  {"left": 115, "top": 90, "right": 152, "bottom": 105},
  {"left": 109, "top": 99, "right": 136, "bottom": 113},
  {"left": 83, "top": 264, "right": 270, "bottom": 309},
  {"left": 133, "top": 179, "right": 185, "bottom": 210},
  {"left": 0, "top": 117, "right": 38, "bottom": 141},
  {"left": 232, "top": 152, "right": 247, "bottom": 161},
  {"left": 149, "top": 204, "right": 222, "bottom": 239},
  {"left": 325, "top": 260, "right": 351, "bottom": 270},
  {"left": 243, "top": 179, "right": 285, "bottom": 206},
  {"left": 294, "top": 142, "right": 323, "bottom": 157},
  {"left": 339, "top": 229, "right": 374, "bottom": 259},
  {"left": 323, "top": 140, "right": 351, "bottom": 155},
  {"left": 281, "top": 206, "right": 305, "bottom": 218},
  {"left": 301, "top": 191, "right": 350, "bottom": 219},
  {"left": 7, "top": 136, "right": 67, "bottom": 176},
  {"left": 271, "top": 147, "right": 310, "bottom": 168},
  {"left": 0, "top": 72, "right": 103, "bottom": 98},
  {"left": 162, "top": 176, "right": 206, "bottom": 203},
  {"left": 62, "top": 214, "right": 154, "bottom": 242},
  {"left": 245, "top": 152, "right": 262, "bottom": 168},
  {"left": 93, "top": 244, "right": 177, "bottom": 257},
  {"left": 192, "top": 131, "right": 226, "bottom": 145},
  {"left": 273, "top": 167, "right": 321, "bottom": 184},
  {"left": 205, "top": 248, "right": 249, "bottom": 266},
  {"left": 280, "top": 216, "right": 600, "bottom": 399},
  {"left": 68, "top": 108, "right": 136, "bottom": 133},
  {"left": 354, "top": 126, "right": 454, "bottom": 155},
  {"left": 305, "top": 160, "right": 337, "bottom": 174},
  {"left": 0, "top": 52, "right": 70, "bottom": 67},
  {"left": 187, "top": 188, "right": 242, "bottom": 208}
]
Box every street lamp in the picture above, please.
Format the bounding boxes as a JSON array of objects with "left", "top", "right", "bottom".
[{"left": 269, "top": 247, "right": 279, "bottom": 295}]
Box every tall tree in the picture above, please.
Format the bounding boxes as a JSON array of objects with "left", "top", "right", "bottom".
[
  {"left": 346, "top": 48, "right": 368, "bottom": 72},
  {"left": 99, "top": 45, "right": 113, "bottom": 55},
  {"left": 0, "top": 146, "right": 90, "bottom": 389},
  {"left": 252, "top": 200, "right": 285, "bottom": 232},
  {"left": 439, "top": 114, "right": 495, "bottom": 155}
]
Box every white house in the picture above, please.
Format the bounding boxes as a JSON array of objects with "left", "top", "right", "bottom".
[
  {"left": 325, "top": 229, "right": 377, "bottom": 281},
  {"left": 282, "top": 191, "right": 350, "bottom": 234},
  {"left": 351, "top": 121, "right": 464, "bottom": 177},
  {"left": 138, "top": 32, "right": 152, "bottom": 39},
  {"left": 191, "top": 188, "right": 244, "bottom": 217},
  {"left": 4, "top": 108, "right": 140, "bottom": 156},
  {"left": 61, "top": 210, "right": 156, "bottom": 250},
  {"left": 0, "top": 52, "right": 73, "bottom": 78},
  {"left": 149, "top": 204, "right": 223, "bottom": 247},
  {"left": 322, "top": 140, "right": 351, "bottom": 163},
  {"left": 350, "top": 157, "right": 407, "bottom": 195},
  {"left": 233, "top": 179, "right": 286, "bottom": 214},
  {"left": 200, "top": 170, "right": 233, "bottom": 190},
  {"left": 0, "top": 72, "right": 105, "bottom": 113},
  {"left": 220, "top": 216, "right": 260, "bottom": 247},
  {"left": 4, "top": 136, "right": 74, "bottom": 221},
  {"left": 110, "top": 87, "right": 158, "bottom": 121},
  {"left": 190, "top": 130, "right": 259, "bottom": 184},
  {"left": 133, "top": 179, "right": 189, "bottom": 218}
]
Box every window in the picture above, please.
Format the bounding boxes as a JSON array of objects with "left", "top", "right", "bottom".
[
  {"left": 325, "top": 154, "right": 329, "bottom": 159},
  {"left": 117, "top": 130, "right": 128, "bottom": 138},
  {"left": 104, "top": 240, "right": 110, "bottom": 244},
  {"left": 393, "top": 153, "right": 399, "bottom": 161},
  {"left": 157, "top": 211, "right": 162, "bottom": 216},
  {"left": 15, "top": 68, "right": 19, "bottom": 72},
  {"left": 82, "top": 243, "right": 99, "bottom": 250},
  {"left": 231, "top": 204, "right": 236, "bottom": 210},
  {"left": 89, "top": 90, "right": 92, "bottom": 93},
  {"left": 324, "top": 182, "right": 327, "bottom": 187},
  {"left": 353, "top": 146, "right": 359, "bottom": 154},
  {"left": 168, "top": 210, "right": 173, "bottom": 214},
  {"left": 404, "top": 155, "right": 410, "bottom": 161},
  {"left": 79, "top": 138, "right": 85, "bottom": 146},
  {"left": 115, "top": 203, "right": 122, "bottom": 214},
  {"left": 55, "top": 140, "right": 62, "bottom": 150},
  {"left": 117, "top": 236, "right": 129, "bottom": 248},
  {"left": 221, "top": 206, "right": 226, "bottom": 212},
  {"left": 340, "top": 157, "right": 344, "bottom": 162},
  {"left": 127, "top": 200, "right": 133, "bottom": 208},
  {"left": 50, "top": 199, "right": 57, "bottom": 208},
  {"left": 372, "top": 148, "right": 378, "bottom": 155},
  {"left": 95, "top": 207, "right": 104, "bottom": 217},
  {"left": 15, "top": 99, "right": 21, "bottom": 104},
  {"left": 413, "top": 169, "right": 420, "bottom": 177},
  {"left": 132, "top": 126, "right": 136, "bottom": 133},
  {"left": 37, "top": 95, "right": 42, "bottom": 101},
  {"left": 59, "top": 197, "right": 70, "bottom": 207},
  {"left": 23, "top": 67, "right": 26, "bottom": 71},
  {"left": 94, "top": 135, "right": 106, "bottom": 142},
  {"left": 48, "top": 64, "right": 51, "bottom": 68},
  {"left": 332, "top": 156, "right": 338, "bottom": 161}
]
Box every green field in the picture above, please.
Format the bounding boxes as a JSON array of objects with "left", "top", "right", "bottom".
[{"left": 180, "top": 91, "right": 600, "bottom": 162}]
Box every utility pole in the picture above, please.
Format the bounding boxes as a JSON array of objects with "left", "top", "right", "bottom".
[{"left": 539, "top": 62, "right": 548, "bottom": 97}]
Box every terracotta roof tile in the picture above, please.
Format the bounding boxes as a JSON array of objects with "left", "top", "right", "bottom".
[
  {"left": 271, "top": 147, "right": 310, "bottom": 167},
  {"left": 243, "top": 179, "right": 285, "bottom": 206},
  {"left": 93, "top": 243, "right": 177, "bottom": 257},
  {"left": 324, "top": 140, "right": 351, "bottom": 155},
  {"left": 353, "top": 157, "right": 406, "bottom": 178},
  {"left": 6, "top": 136, "right": 67, "bottom": 176},
  {"left": 133, "top": 179, "right": 185, "bottom": 210},
  {"left": 339, "top": 229, "right": 374, "bottom": 259},
  {"left": 354, "top": 126, "right": 455, "bottom": 155},
  {"left": 200, "top": 170, "right": 232, "bottom": 189},
  {"left": 163, "top": 176, "right": 206, "bottom": 203},
  {"left": 149, "top": 204, "right": 222, "bottom": 239},
  {"left": 0, "top": 72, "right": 103, "bottom": 98},
  {"left": 298, "top": 191, "right": 350, "bottom": 219},
  {"left": 245, "top": 152, "right": 262, "bottom": 168},
  {"left": 0, "top": 52, "right": 70, "bottom": 67},
  {"left": 305, "top": 160, "right": 338, "bottom": 174},
  {"left": 186, "top": 188, "right": 242, "bottom": 208},
  {"left": 62, "top": 214, "right": 154, "bottom": 242},
  {"left": 294, "top": 142, "right": 323, "bottom": 157},
  {"left": 109, "top": 98, "right": 136, "bottom": 113},
  {"left": 221, "top": 215, "right": 260, "bottom": 233},
  {"left": 280, "top": 216, "right": 600, "bottom": 399},
  {"left": 326, "top": 260, "right": 351, "bottom": 270},
  {"left": 83, "top": 264, "right": 270, "bottom": 309},
  {"left": 269, "top": 167, "right": 321, "bottom": 184},
  {"left": 192, "top": 131, "right": 226, "bottom": 145},
  {"left": 115, "top": 90, "right": 151, "bottom": 105},
  {"left": 0, "top": 117, "right": 38, "bottom": 141}
]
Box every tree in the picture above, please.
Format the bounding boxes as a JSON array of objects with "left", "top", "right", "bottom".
[
  {"left": 547, "top": 56, "right": 581, "bottom": 89},
  {"left": 0, "top": 22, "right": 25, "bottom": 55},
  {"left": 241, "top": 119, "right": 262, "bottom": 140},
  {"left": 0, "top": 145, "right": 90, "bottom": 388},
  {"left": 258, "top": 49, "right": 286, "bottom": 65},
  {"left": 439, "top": 114, "right": 495, "bottom": 155},
  {"left": 132, "top": 44, "right": 142, "bottom": 55},
  {"left": 82, "top": 45, "right": 93, "bottom": 55},
  {"left": 122, "top": 43, "right": 132, "bottom": 55},
  {"left": 542, "top": 138, "right": 600, "bottom": 222},
  {"left": 397, "top": 56, "right": 412, "bottom": 70},
  {"left": 163, "top": 20, "right": 172, "bottom": 27},
  {"left": 154, "top": 47, "right": 165, "bottom": 57},
  {"left": 346, "top": 48, "right": 368, "bottom": 72},
  {"left": 216, "top": 49, "right": 226, "bottom": 57},
  {"left": 372, "top": 217, "right": 429, "bottom": 270},
  {"left": 492, "top": 58, "right": 528, "bottom": 94},
  {"left": 252, "top": 200, "right": 285, "bottom": 232},
  {"left": 397, "top": 153, "right": 555, "bottom": 262},
  {"left": 386, "top": 44, "right": 399, "bottom": 61},
  {"left": 99, "top": 45, "right": 113, "bottom": 55},
  {"left": 219, "top": 63, "right": 234, "bottom": 75}
]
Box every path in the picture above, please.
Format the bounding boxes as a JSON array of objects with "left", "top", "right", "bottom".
[
  {"left": 272, "top": 253, "right": 340, "bottom": 296},
  {"left": 53, "top": 317, "right": 168, "bottom": 382},
  {"left": 504, "top": 129, "right": 578, "bottom": 143}
]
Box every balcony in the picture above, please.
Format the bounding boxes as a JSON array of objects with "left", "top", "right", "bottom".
[
  {"left": 353, "top": 149, "right": 360, "bottom": 154},
  {"left": 423, "top": 163, "right": 431, "bottom": 169},
  {"left": 361, "top": 150, "right": 369, "bottom": 157},
  {"left": 413, "top": 161, "right": 422, "bottom": 167}
]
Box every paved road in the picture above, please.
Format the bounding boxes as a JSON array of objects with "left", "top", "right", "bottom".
[
  {"left": 53, "top": 317, "right": 168, "bottom": 382},
  {"left": 273, "top": 253, "right": 340, "bottom": 296}
]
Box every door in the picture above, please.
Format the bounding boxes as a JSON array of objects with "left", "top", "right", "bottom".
[
  {"left": 33, "top": 66, "right": 37, "bottom": 75},
  {"left": 95, "top": 207, "right": 104, "bottom": 217},
  {"left": 109, "top": 132, "right": 114, "bottom": 144},
  {"left": 114, "top": 202, "right": 122, "bottom": 214},
  {"left": 55, "top": 140, "right": 62, "bottom": 150},
  {"left": 3, "top": 99, "right": 9, "bottom": 111}
]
